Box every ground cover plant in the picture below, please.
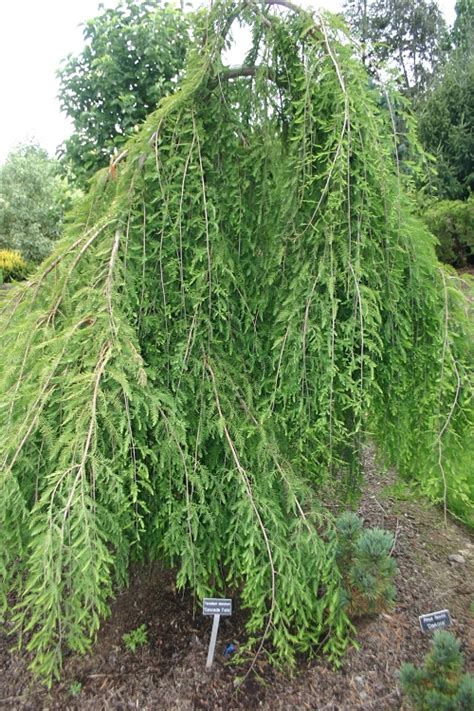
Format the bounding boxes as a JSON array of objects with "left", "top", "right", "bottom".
[
  {"left": 0, "top": 0, "right": 472, "bottom": 686},
  {"left": 122, "top": 624, "right": 149, "bottom": 653}
]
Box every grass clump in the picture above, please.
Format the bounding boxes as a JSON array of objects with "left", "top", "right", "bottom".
[{"left": 68, "top": 680, "right": 82, "bottom": 696}]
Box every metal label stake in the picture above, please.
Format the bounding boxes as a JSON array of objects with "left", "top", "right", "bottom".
[
  {"left": 203, "top": 598, "right": 232, "bottom": 669},
  {"left": 206, "top": 613, "right": 221, "bottom": 668}
]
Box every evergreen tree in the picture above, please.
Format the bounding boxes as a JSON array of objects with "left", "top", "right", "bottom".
[
  {"left": 417, "top": 49, "right": 474, "bottom": 199},
  {"left": 452, "top": 0, "right": 474, "bottom": 53}
]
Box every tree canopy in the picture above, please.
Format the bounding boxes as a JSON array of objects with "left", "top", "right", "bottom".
[
  {"left": 343, "top": 0, "right": 449, "bottom": 95},
  {"left": 416, "top": 0, "right": 474, "bottom": 200},
  {"left": 417, "top": 50, "right": 474, "bottom": 199},
  {"left": 452, "top": 0, "right": 474, "bottom": 53},
  {"left": 0, "top": 143, "right": 78, "bottom": 263},
  {"left": 57, "top": 0, "right": 190, "bottom": 182},
  {"left": 1, "top": 0, "right": 472, "bottom": 685}
]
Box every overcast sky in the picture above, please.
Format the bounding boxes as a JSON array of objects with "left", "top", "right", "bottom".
[{"left": 0, "top": 0, "right": 456, "bottom": 165}]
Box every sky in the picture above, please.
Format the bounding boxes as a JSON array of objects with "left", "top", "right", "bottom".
[{"left": 0, "top": 0, "right": 457, "bottom": 165}]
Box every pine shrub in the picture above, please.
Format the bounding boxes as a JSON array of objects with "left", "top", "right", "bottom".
[
  {"left": 336, "top": 514, "right": 397, "bottom": 616},
  {"left": 399, "top": 631, "right": 474, "bottom": 710}
]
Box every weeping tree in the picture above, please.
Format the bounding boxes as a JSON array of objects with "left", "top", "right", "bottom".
[{"left": 0, "top": 0, "right": 473, "bottom": 684}]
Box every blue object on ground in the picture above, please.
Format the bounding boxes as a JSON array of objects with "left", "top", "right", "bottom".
[{"left": 224, "top": 643, "right": 236, "bottom": 657}]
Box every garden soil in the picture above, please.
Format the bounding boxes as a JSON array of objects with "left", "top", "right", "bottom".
[{"left": 1, "top": 449, "right": 473, "bottom": 710}]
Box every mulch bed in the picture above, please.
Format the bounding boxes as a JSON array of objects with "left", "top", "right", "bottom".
[{"left": 1, "top": 450, "right": 473, "bottom": 710}]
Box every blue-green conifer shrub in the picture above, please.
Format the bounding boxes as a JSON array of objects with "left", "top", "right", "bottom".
[
  {"left": 399, "top": 630, "right": 474, "bottom": 710},
  {"left": 336, "top": 514, "right": 397, "bottom": 616}
]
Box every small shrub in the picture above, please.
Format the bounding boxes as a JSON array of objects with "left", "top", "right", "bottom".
[
  {"left": 68, "top": 680, "right": 82, "bottom": 696},
  {"left": 399, "top": 630, "right": 474, "bottom": 710},
  {"left": 0, "top": 249, "right": 28, "bottom": 283},
  {"left": 336, "top": 513, "right": 397, "bottom": 617},
  {"left": 423, "top": 197, "right": 474, "bottom": 267},
  {"left": 122, "top": 623, "right": 148, "bottom": 652}
]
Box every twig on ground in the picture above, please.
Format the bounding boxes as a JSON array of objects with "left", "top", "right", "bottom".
[{"left": 390, "top": 517, "right": 400, "bottom": 555}]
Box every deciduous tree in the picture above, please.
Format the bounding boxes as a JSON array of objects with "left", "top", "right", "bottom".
[
  {"left": 1, "top": 0, "right": 472, "bottom": 686},
  {"left": 343, "top": 0, "right": 449, "bottom": 95},
  {"left": 57, "top": 0, "right": 190, "bottom": 182},
  {"left": 0, "top": 143, "right": 78, "bottom": 263}
]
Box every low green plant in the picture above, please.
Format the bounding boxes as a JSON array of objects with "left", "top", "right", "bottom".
[
  {"left": 423, "top": 197, "right": 474, "bottom": 267},
  {"left": 122, "top": 624, "right": 148, "bottom": 652},
  {"left": 68, "top": 680, "right": 82, "bottom": 696},
  {"left": 336, "top": 513, "right": 397, "bottom": 617},
  {"left": 380, "top": 479, "right": 417, "bottom": 503},
  {"left": 399, "top": 630, "right": 474, "bottom": 710}
]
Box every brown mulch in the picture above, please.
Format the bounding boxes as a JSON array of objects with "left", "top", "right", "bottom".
[{"left": 1, "top": 451, "right": 473, "bottom": 711}]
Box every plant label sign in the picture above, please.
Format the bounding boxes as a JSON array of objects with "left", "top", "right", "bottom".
[
  {"left": 203, "top": 598, "right": 232, "bottom": 616},
  {"left": 419, "top": 609, "right": 452, "bottom": 633},
  {"left": 203, "top": 598, "right": 232, "bottom": 669}
]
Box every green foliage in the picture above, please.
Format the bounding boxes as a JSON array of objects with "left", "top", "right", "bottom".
[
  {"left": 336, "top": 514, "right": 397, "bottom": 616},
  {"left": 0, "top": 249, "right": 28, "bottom": 283},
  {"left": 0, "top": 143, "right": 80, "bottom": 263},
  {"left": 399, "top": 631, "right": 474, "bottom": 710},
  {"left": 343, "top": 0, "right": 449, "bottom": 95},
  {"left": 122, "top": 624, "right": 148, "bottom": 652},
  {"left": 423, "top": 197, "right": 474, "bottom": 266},
  {"left": 0, "top": 0, "right": 473, "bottom": 685},
  {"left": 57, "top": 0, "right": 190, "bottom": 183},
  {"left": 68, "top": 680, "right": 82, "bottom": 696},
  {"left": 415, "top": 1, "right": 474, "bottom": 201},
  {"left": 453, "top": 0, "right": 474, "bottom": 54},
  {"left": 417, "top": 51, "right": 474, "bottom": 200}
]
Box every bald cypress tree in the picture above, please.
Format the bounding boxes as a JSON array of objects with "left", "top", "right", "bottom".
[{"left": 1, "top": 0, "right": 472, "bottom": 684}]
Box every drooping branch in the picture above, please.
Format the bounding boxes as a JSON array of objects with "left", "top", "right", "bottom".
[
  {"left": 264, "top": 0, "right": 306, "bottom": 14},
  {"left": 220, "top": 65, "right": 259, "bottom": 79}
]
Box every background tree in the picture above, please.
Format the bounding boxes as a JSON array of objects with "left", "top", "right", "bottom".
[
  {"left": 343, "top": 0, "right": 449, "bottom": 96},
  {"left": 342, "top": 0, "right": 370, "bottom": 66},
  {"left": 417, "top": 0, "right": 474, "bottom": 200},
  {"left": 452, "top": 0, "right": 474, "bottom": 53},
  {"left": 417, "top": 52, "right": 474, "bottom": 199},
  {"left": 0, "top": 143, "right": 78, "bottom": 263},
  {"left": 57, "top": 0, "right": 190, "bottom": 183}
]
